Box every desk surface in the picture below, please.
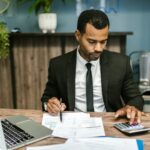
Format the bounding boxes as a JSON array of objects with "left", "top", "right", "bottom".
[{"left": 0, "top": 109, "right": 150, "bottom": 150}]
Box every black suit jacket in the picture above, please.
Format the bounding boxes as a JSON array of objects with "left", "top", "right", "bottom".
[{"left": 41, "top": 49, "right": 144, "bottom": 111}]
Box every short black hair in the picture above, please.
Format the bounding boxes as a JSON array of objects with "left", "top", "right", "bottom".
[{"left": 77, "top": 9, "right": 110, "bottom": 34}]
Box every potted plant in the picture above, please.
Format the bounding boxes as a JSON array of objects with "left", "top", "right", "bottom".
[
  {"left": 0, "top": 22, "right": 9, "bottom": 59},
  {"left": 0, "top": 0, "right": 10, "bottom": 59},
  {"left": 17, "top": 0, "right": 66, "bottom": 33}
]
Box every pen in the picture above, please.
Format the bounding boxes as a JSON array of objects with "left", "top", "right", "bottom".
[{"left": 60, "top": 98, "right": 63, "bottom": 122}]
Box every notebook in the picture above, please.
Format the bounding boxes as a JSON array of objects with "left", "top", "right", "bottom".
[{"left": 0, "top": 115, "right": 52, "bottom": 150}]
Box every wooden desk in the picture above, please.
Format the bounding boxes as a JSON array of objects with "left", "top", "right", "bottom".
[{"left": 0, "top": 109, "right": 150, "bottom": 150}]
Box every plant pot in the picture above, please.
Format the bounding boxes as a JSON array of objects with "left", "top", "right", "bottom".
[{"left": 38, "top": 13, "right": 57, "bottom": 33}]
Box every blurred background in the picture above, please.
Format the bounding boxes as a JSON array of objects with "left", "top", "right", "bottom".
[{"left": 0, "top": 0, "right": 149, "bottom": 53}]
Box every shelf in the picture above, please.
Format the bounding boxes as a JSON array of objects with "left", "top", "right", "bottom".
[{"left": 10, "top": 31, "right": 133, "bottom": 37}]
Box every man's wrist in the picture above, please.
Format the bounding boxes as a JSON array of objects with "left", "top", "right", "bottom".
[{"left": 43, "top": 102, "right": 48, "bottom": 111}]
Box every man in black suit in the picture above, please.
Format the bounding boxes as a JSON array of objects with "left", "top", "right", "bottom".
[{"left": 41, "top": 9, "right": 144, "bottom": 124}]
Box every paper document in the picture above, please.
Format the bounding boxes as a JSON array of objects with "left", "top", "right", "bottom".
[
  {"left": 27, "top": 137, "right": 143, "bottom": 150},
  {"left": 66, "top": 137, "right": 143, "bottom": 150},
  {"left": 42, "top": 112, "right": 90, "bottom": 130},
  {"left": 26, "top": 143, "right": 98, "bottom": 150},
  {"left": 52, "top": 117, "right": 105, "bottom": 138},
  {"left": 42, "top": 112, "right": 105, "bottom": 138}
]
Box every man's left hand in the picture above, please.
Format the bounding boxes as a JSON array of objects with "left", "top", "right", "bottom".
[{"left": 115, "top": 105, "right": 146, "bottom": 124}]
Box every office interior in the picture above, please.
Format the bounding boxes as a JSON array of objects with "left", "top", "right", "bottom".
[{"left": 0, "top": 0, "right": 150, "bottom": 111}]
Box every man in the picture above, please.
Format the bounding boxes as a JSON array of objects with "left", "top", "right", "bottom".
[{"left": 41, "top": 9, "right": 144, "bottom": 124}]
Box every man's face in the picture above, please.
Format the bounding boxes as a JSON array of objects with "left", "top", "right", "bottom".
[{"left": 75, "top": 23, "right": 109, "bottom": 61}]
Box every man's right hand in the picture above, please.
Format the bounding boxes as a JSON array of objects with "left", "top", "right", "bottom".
[{"left": 46, "top": 97, "right": 66, "bottom": 115}]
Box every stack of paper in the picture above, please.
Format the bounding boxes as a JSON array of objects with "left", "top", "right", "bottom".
[
  {"left": 42, "top": 112, "right": 105, "bottom": 138},
  {"left": 33, "top": 113, "right": 144, "bottom": 150}
]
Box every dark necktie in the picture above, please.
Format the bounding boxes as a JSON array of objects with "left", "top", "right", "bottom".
[{"left": 86, "top": 63, "right": 94, "bottom": 112}]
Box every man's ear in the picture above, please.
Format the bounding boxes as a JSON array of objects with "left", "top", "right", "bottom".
[{"left": 75, "top": 30, "right": 81, "bottom": 42}]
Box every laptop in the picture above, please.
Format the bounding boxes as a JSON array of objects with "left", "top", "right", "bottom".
[{"left": 0, "top": 115, "right": 52, "bottom": 150}]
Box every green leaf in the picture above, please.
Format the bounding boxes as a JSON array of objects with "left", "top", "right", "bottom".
[
  {"left": 0, "top": 22, "right": 9, "bottom": 59},
  {"left": 16, "top": 0, "right": 68, "bottom": 14}
]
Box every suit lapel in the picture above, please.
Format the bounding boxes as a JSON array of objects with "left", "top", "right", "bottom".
[
  {"left": 100, "top": 51, "right": 109, "bottom": 111},
  {"left": 67, "top": 50, "right": 77, "bottom": 110}
]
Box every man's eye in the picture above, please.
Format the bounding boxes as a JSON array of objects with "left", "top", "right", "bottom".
[
  {"left": 89, "top": 41, "right": 96, "bottom": 44},
  {"left": 101, "top": 41, "right": 107, "bottom": 45}
]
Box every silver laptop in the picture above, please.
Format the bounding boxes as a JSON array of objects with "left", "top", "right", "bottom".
[{"left": 0, "top": 115, "right": 52, "bottom": 150}]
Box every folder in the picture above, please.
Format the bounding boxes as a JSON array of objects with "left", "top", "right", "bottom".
[{"left": 136, "top": 139, "right": 144, "bottom": 150}]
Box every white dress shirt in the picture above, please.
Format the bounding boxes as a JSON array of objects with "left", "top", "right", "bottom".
[{"left": 75, "top": 48, "right": 106, "bottom": 112}]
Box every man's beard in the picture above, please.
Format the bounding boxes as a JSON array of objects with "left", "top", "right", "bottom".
[{"left": 89, "top": 52, "right": 102, "bottom": 61}]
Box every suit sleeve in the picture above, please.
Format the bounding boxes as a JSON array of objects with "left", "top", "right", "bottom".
[
  {"left": 121, "top": 57, "right": 144, "bottom": 110},
  {"left": 41, "top": 60, "right": 60, "bottom": 110}
]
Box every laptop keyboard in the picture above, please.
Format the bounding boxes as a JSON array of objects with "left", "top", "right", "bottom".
[{"left": 2, "top": 119, "right": 34, "bottom": 148}]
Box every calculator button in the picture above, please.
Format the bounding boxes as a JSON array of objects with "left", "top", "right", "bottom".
[
  {"left": 122, "top": 123, "right": 130, "bottom": 127},
  {"left": 117, "top": 123, "right": 127, "bottom": 129}
]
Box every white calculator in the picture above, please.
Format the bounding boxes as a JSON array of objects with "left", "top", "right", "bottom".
[{"left": 114, "top": 122, "right": 150, "bottom": 135}]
